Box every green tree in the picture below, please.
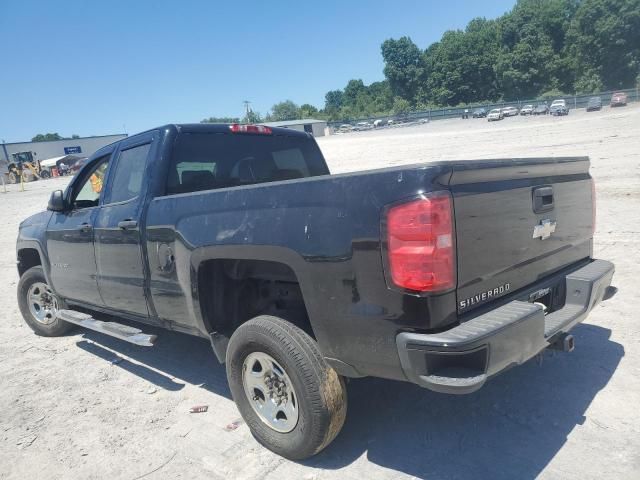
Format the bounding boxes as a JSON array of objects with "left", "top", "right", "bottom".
[
  {"left": 244, "top": 110, "right": 263, "bottom": 123},
  {"left": 381, "top": 36, "right": 424, "bottom": 102},
  {"left": 495, "top": 0, "right": 578, "bottom": 99},
  {"left": 299, "top": 103, "right": 319, "bottom": 118},
  {"left": 574, "top": 69, "right": 605, "bottom": 93},
  {"left": 423, "top": 22, "right": 501, "bottom": 105},
  {"left": 392, "top": 97, "right": 411, "bottom": 114},
  {"left": 269, "top": 100, "right": 300, "bottom": 121},
  {"left": 368, "top": 80, "right": 394, "bottom": 112},
  {"left": 567, "top": 0, "right": 640, "bottom": 90},
  {"left": 342, "top": 79, "right": 367, "bottom": 106},
  {"left": 31, "top": 133, "right": 63, "bottom": 142},
  {"left": 324, "top": 90, "right": 344, "bottom": 115}
]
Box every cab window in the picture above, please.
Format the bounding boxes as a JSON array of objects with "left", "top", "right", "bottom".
[
  {"left": 165, "top": 132, "right": 328, "bottom": 195},
  {"left": 72, "top": 157, "right": 109, "bottom": 209},
  {"left": 106, "top": 143, "right": 150, "bottom": 204}
]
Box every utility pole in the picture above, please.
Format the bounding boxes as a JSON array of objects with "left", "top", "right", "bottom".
[
  {"left": 1, "top": 139, "right": 8, "bottom": 163},
  {"left": 243, "top": 101, "right": 251, "bottom": 123}
]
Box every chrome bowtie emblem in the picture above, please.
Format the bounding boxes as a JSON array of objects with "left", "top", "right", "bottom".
[{"left": 533, "top": 219, "right": 556, "bottom": 240}]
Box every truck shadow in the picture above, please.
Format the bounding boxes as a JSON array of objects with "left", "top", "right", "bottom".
[
  {"left": 73, "top": 322, "right": 622, "bottom": 479},
  {"left": 75, "top": 326, "right": 231, "bottom": 398},
  {"left": 306, "top": 323, "right": 623, "bottom": 479}
]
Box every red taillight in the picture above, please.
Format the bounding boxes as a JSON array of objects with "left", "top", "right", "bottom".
[
  {"left": 229, "top": 124, "right": 273, "bottom": 135},
  {"left": 385, "top": 193, "right": 455, "bottom": 292}
]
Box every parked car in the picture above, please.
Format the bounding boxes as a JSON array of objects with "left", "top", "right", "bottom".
[
  {"left": 550, "top": 99, "right": 569, "bottom": 116},
  {"left": 461, "top": 109, "right": 470, "bottom": 119},
  {"left": 501, "top": 106, "right": 519, "bottom": 117},
  {"left": 520, "top": 104, "right": 534, "bottom": 115},
  {"left": 610, "top": 92, "right": 628, "bottom": 107},
  {"left": 472, "top": 108, "right": 487, "bottom": 118},
  {"left": 373, "top": 119, "right": 386, "bottom": 128},
  {"left": 487, "top": 108, "right": 504, "bottom": 121},
  {"left": 534, "top": 103, "right": 549, "bottom": 115},
  {"left": 338, "top": 124, "right": 352, "bottom": 133},
  {"left": 16, "top": 123, "right": 616, "bottom": 460},
  {"left": 586, "top": 96, "right": 602, "bottom": 112},
  {"left": 354, "top": 121, "right": 373, "bottom": 131}
]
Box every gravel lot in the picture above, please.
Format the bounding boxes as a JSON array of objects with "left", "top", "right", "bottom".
[{"left": 1, "top": 106, "right": 639, "bottom": 479}]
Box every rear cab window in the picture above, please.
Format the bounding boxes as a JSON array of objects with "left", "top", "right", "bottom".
[{"left": 166, "top": 132, "right": 329, "bottom": 195}]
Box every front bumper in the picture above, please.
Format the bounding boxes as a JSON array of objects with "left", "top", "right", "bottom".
[{"left": 396, "top": 259, "right": 615, "bottom": 394}]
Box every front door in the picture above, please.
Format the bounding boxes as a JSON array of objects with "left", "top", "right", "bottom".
[
  {"left": 46, "top": 156, "right": 111, "bottom": 306},
  {"left": 94, "top": 134, "right": 154, "bottom": 318}
]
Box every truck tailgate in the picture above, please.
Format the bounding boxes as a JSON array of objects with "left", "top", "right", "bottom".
[{"left": 450, "top": 158, "right": 593, "bottom": 314}]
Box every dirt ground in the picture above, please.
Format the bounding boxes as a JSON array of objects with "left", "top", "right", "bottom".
[{"left": 1, "top": 106, "right": 639, "bottom": 480}]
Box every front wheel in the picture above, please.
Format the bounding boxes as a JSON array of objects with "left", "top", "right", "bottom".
[
  {"left": 226, "top": 315, "right": 347, "bottom": 459},
  {"left": 17, "top": 266, "right": 73, "bottom": 336}
]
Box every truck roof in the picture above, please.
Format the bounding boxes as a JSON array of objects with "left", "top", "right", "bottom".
[
  {"left": 89, "top": 123, "right": 316, "bottom": 165},
  {"left": 164, "top": 123, "right": 312, "bottom": 138}
]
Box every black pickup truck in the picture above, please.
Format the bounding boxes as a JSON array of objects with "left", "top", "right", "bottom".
[{"left": 16, "top": 123, "right": 616, "bottom": 459}]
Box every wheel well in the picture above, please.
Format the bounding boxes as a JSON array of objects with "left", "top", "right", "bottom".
[
  {"left": 198, "top": 259, "right": 314, "bottom": 340},
  {"left": 17, "top": 248, "right": 41, "bottom": 277}
]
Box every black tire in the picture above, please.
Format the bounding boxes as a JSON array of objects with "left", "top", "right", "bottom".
[
  {"left": 17, "top": 266, "right": 73, "bottom": 337},
  {"left": 8, "top": 172, "right": 18, "bottom": 184},
  {"left": 40, "top": 170, "right": 51, "bottom": 179},
  {"left": 226, "top": 315, "right": 347, "bottom": 460}
]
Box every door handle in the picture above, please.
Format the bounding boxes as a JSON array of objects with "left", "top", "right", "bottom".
[
  {"left": 78, "top": 223, "right": 93, "bottom": 233},
  {"left": 118, "top": 219, "right": 138, "bottom": 230},
  {"left": 532, "top": 186, "right": 554, "bottom": 213}
]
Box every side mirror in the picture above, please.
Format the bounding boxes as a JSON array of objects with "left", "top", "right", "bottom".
[{"left": 48, "top": 190, "right": 66, "bottom": 212}]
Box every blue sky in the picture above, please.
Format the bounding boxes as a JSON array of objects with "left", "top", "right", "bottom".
[{"left": 0, "top": 0, "right": 515, "bottom": 142}]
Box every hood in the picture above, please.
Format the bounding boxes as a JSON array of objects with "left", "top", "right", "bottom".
[{"left": 20, "top": 210, "right": 52, "bottom": 230}]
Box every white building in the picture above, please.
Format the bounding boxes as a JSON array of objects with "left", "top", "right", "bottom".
[
  {"left": 1, "top": 134, "right": 127, "bottom": 172},
  {"left": 262, "top": 119, "right": 328, "bottom": 137}
]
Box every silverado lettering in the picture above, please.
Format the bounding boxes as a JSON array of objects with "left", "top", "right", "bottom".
[{"left": 459, "top": 283, "right": 511, "bottom": 310}]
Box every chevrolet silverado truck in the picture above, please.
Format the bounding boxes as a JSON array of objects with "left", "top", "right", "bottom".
[{"left": 16, "top": 123, "right": 616, "bottom": 459}]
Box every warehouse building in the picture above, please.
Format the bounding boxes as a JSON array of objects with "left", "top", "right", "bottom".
[
  {"left": 1, "top": 134, "right": 127, "bottom": 172},
  {"left": 262, "top": 119, "right": 328, "bottom": 137}
]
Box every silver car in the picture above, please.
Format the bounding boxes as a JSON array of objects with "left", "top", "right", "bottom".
[
  {"left": 487, "top": 108, "right": 504, "bottom": 121},
  {"left": 501, "top": 106, "right": 519, "bottom": 117}
]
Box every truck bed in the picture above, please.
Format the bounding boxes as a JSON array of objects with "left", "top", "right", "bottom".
[{"left": 144, "top": 156, "right": 594, "bottom": 380}]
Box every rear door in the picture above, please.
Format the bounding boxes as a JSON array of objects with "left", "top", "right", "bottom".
[
  {"left": 94, "top": 132, "right": 155, "bottom": 317},
  {"left": 451, "top": 158, "right": 593, "bottom": 314}
]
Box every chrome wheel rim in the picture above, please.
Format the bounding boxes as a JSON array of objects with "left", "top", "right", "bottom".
[
  {"left": 242, "top": 351, "right": 299, "bottom": 433},
  {"left": 27, "top": 282, "right": 59, "bottom": 325}
]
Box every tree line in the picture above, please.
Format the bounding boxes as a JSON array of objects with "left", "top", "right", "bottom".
[
  {"left": 31, "top": 133, "right": 80, "bottom": 142},
  {"left": 203, "top": 0, "right": 639, "bottom": 124}
]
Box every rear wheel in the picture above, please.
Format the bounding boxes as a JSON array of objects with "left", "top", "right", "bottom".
[
  {"left": 40, "top": 170, "right": 51, "bottom": 179},
  {"left": 226, "top": 315, "right": 347, "bottom": 459},
  {"left": 17, "top": 266, "right": 73, "bottom": 336}
]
